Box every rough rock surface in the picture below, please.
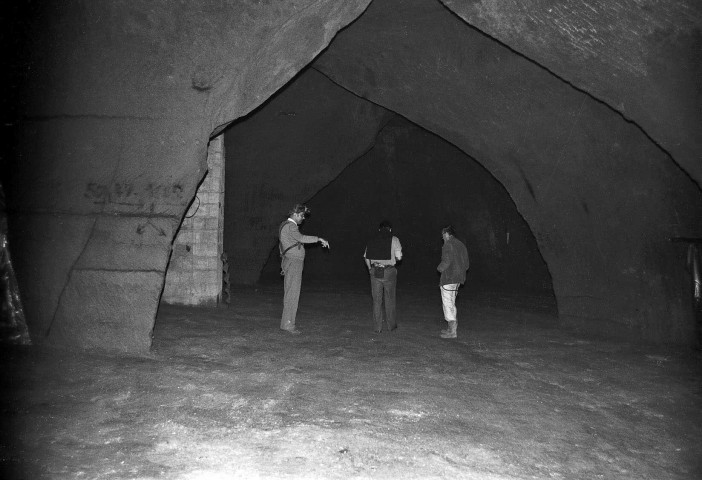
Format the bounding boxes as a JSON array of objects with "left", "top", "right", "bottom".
[{"left": 440, "top": 0, "right": 702, "bottom": 187}]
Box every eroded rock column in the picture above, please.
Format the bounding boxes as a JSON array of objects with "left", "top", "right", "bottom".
[{"left": 162, "top": 136, "right": 225, "bottom": 306}]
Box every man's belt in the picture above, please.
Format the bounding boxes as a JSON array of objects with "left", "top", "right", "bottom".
[
  {"left": 280, "top": 242, "right": 301, "bottom": 256},
  {"left": 371, "top": 263, "right": 394, "bottom": 269}
]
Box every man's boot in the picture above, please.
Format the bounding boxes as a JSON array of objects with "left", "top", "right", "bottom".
[{"left": 440, "top": 320, "right": 457, "bottom": 339}]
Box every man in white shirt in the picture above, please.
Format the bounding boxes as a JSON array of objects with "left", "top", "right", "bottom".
[{"left": 364, "top": 220, "right": 403, "bottom": 333}]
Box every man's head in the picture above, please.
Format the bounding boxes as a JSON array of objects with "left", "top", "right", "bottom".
[
  {"left": 378, "top": 220, "right": 392, "bottom": 232},
  {"left": 441, "top": 225, "right": 455, "bottom": 242},
  {"left": 289, "top": 204, "right": 310, "bottom": 224}
]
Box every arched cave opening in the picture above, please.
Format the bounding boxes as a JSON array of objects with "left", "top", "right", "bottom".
[
  {"left": 159, "top": 0, "right": 702, "bottom": 346},
  {"left": 223, "top": 66, "right": 556, "bottom": 311}
]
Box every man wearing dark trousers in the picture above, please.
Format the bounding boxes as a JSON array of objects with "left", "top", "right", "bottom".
[
  {"left": 364, "top": 220, "right": 403, "bottom": 333},
  {"left": 279, "top": 204, "right": 330, "bottom": 334}
]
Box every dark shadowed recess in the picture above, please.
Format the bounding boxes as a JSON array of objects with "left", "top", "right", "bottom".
[
  {"left": 221, "top": 65, "right": 554, "bottom": 301},
  {"left": 262, "top": 113, "right": 553, "bottom": 299}
]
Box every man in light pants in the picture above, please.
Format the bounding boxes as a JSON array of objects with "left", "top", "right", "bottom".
[{"left": 436, "top": 225, "right": 469, "bottom": 339}]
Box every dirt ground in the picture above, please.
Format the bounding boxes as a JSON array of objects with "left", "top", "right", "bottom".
[{"left": 1, "top": 284, "right": 701, "bottom": 479}]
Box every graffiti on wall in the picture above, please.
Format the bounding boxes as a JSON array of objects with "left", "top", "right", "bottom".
[{"left": 84, "top": 182, "right": 186, "bottom": 207}]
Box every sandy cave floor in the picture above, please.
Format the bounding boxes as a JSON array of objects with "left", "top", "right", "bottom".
[{"left": 1, "top": 284, "right": 701, "bottom": 479}]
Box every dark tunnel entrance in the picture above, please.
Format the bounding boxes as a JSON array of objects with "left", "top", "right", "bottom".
[
  {"left": 259, "top": 113, "right": 554, "bottom": 297},
  {"left": 222, "top": 66, "right": 555, "bottom": 308}
]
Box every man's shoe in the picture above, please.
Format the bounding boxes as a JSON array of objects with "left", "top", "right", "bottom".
[
  {"left": 440, "top": 321, "right": 457, "bottom": 339},
  {"left": 282, "top": 327, "right": 301, "bottom": 335}
]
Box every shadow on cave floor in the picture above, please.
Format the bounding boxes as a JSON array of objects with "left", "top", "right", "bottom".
[{"left": 1, "top": 286, "right": 701, "bottom": 479}]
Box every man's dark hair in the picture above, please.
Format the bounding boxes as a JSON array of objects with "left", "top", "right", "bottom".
[
  {"left": 441, "top": 225, "right": 455, "bottom": 237},
  {"left": 289, "top": 204, "right": 310, "bottom": 217},
  {"left": 379, "top": 220, "right": 392, "bottom": 231}
]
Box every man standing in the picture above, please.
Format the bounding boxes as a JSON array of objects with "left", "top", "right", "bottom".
[
  {"left": 437, "top": 225, "right": 469, "bottom": 339},
  {"left": 364, "top": 220, "right": 403, "bottom": 333},
  {"left": 279, "top": 204, "right": 330, "bottom": 334}
]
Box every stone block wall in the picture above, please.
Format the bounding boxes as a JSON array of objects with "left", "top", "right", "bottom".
[{"left": 162, "top": 136, "right": 225, "bottom": 306}]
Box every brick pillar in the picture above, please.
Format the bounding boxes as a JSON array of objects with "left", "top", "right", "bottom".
[{"left": 162, "top": 136, "right": 225, "bottom": 306}]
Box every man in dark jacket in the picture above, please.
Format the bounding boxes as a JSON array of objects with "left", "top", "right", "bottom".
[
  {"left": 364, "top": 220, "right": 403, "bottom": 333},
  {"left": 436, "top": 225, "right": 469, "bottom": 339}
]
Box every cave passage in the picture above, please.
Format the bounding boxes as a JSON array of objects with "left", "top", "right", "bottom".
[{"left": 223, "top": 66, "right": 555, "bottom": 310}]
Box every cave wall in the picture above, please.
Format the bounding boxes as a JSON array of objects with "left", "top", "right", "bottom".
[
  {"left": 313, "top": 0, "right": 702, "bottom": 342},
  {"left": 440, "top": 0, "right": 702, "bottom": 190},
  {"left": 257, "top": 113, "right": 552, "bottom": 296},
  {"left": 3, "top": 0, "right": 371, "bottom": 353}
]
